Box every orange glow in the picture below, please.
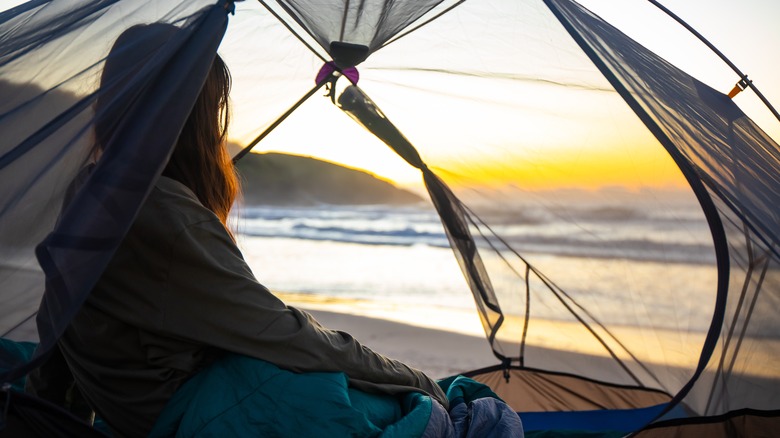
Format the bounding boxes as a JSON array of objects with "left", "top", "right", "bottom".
[{"left": 433, "top": 140, "right": 689, "bottom": 192}]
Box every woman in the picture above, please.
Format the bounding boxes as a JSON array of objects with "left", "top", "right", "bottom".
[{"left": 48, "top": 24, "right": 447, "bottom": 437}]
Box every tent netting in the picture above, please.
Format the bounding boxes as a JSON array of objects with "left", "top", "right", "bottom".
[{"left": 1, "top": 0, "right": 778, "bottom": 434}]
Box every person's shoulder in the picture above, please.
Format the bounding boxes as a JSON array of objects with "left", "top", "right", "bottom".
[{"left": 139, "top": 176, "right": 221, "bottom": 232}]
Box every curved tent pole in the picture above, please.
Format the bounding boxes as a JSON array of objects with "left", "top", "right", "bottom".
[
  {"left": 647, "top": 0, "right": 780, "bottom": 124},
  {"left": 544, "top": 0, "right": 733, "bottom": 432}
]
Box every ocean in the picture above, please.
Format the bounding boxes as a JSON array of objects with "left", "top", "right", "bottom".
[{"left": 233, "top": 198, "right": 719, "bottom": 337}]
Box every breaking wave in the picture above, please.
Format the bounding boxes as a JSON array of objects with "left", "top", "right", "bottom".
[{"left": 235, "top": 202, "right": 714, "bottom": 264}]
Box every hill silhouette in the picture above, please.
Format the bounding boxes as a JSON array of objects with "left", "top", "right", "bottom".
[
  {"left": 234, "top": 151, "right": 424, "bottom": 206},
  {"left": 0, "top": 77, "right": 421, "bottom": 207}
]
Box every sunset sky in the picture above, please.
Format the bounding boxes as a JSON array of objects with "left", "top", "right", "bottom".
[
  {"left": 3, "top": 0, "right": 776, "bottom": 193},
  {"left": 220, "top": 0, "right": 779, "bottom": 192}
]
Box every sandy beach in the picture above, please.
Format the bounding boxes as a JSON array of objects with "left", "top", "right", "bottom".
[
  {"left": 291, "top": 296, "right": 690, "bottom": 415},
  {"left": 305, "top": 308, "right": 498, "bottom": 379},
  {"left": 277, "top": 291, "right": 703, "bottom": 381},
  {"left": 281, "top": 289, "right": 780, "bottom": 401},
  {"left": 278, "top": 291, "right": 679, "bottom": 384},
  {"left": 274, "top": 291, "right": 498, "bottom": 379},
  {"left": 284, "top": 293, "right": 683, "bottom": 415}
]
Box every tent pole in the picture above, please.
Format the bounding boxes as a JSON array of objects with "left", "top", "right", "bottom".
[
  {"left": 232, "top": 78, "right": 329, "bottom": 163},
  {"left": 257, "top": 1, "right": 328, "bottom": 63},
  {"left": 647, "top": 0, "right": 780, "bottom": 124}
]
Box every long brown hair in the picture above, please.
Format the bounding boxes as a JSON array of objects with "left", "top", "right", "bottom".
[
  {"left": 97, "top": 24, "right": 239, "bottom": 227},
  {"left": 163, "top": 54, "right": 239, "bottom": 226}
]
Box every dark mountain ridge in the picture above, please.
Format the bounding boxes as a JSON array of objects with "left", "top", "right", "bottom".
[{"left": 234, "top": 151, "right": 424, "bottom": 206}]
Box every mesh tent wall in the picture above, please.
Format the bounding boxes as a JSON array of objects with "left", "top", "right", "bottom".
[{"left": 1, "top": 0, "right": 778, "bottom": 436}]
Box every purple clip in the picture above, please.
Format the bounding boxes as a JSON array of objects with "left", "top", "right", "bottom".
[{"left": 316, "top": 61, "right": 359, "bottom": 85}]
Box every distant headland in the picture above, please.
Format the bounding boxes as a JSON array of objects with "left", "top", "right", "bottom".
[{"left": 233, "top": 149, "right": 424, "bottom": 206}]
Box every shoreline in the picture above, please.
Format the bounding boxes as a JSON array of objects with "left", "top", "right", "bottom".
[{"left": 274, "top": 291, "right": 486, "bottom": 337}]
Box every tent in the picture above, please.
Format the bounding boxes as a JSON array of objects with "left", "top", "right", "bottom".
[{"left": 1, "top": 0, "right": 778, "bottom": 436}]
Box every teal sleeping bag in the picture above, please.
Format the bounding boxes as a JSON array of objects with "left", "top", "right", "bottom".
[
  {"left": 150, "top": 354, "right": 433, "bottom": 437},
  {"left": 149, "top": 353, "right": 523, "bottom": 437},
  {"left": 1, "top": 339, "right": 521, "bottom": 437}
]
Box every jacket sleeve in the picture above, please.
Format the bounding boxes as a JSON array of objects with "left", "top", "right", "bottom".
[{"left": 159, "top": 218, "right": 449, "bottom": 409}]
